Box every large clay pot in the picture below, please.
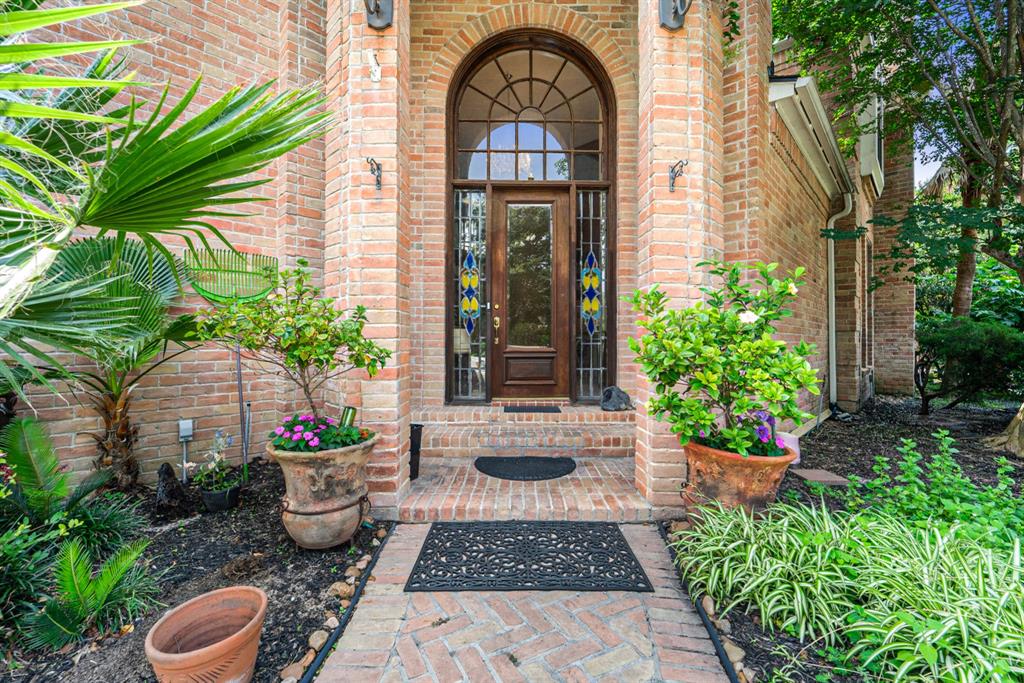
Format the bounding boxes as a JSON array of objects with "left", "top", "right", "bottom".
[
  {"left": 268, "top": 434, "right": 378, "bottom": 549},
  {"left": 145, "top": 586, "right": 267, "bottom": 683},
  {"left": 682, "top": 442, "right": 797, "bottom": 512}
]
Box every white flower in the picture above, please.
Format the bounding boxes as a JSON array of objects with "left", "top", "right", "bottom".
[
  {"left": 787, "top": 282, "right": 799, "bottom": 295},
  {"left": 738, "top": 311, "right": 760, "bottom": 324}
]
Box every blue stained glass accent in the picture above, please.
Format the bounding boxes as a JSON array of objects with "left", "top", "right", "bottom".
[
  {"left": 463, "top": 251, "right": 476, "bottom": 270},
  {"left": 579, "top": 249, "right": 602, "bottom": 337},
  {"left": 466, "top": 317, "right": 475, "bottom": 335}
]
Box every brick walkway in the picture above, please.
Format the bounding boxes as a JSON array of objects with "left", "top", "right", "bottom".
[
  {"left": 398, "top": 459, "right": 654, "bottom": 523},
  {"left": 318, "top": 524, "right": 727, "bottom": 682}
]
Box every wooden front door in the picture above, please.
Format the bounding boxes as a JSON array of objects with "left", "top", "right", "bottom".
[{"left": 490, "top": 188, "right": 571, "bottom": 398}]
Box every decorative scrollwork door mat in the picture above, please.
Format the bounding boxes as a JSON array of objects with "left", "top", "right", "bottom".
[{"left": 404, "top": 521, "right": 654, "bottom": 592}]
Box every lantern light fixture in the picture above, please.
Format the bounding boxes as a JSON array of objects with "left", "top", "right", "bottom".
[{"left": 659, "top": 0, "right": 693, "bottom": 31}]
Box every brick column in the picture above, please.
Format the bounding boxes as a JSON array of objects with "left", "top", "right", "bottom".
[
  {"left": 634, "top": 0, "right": 724, "bottom": 511},
  {"left": 873, "top": 148, "right": 916, "bottom": 394},
  {"left": 722, "top": 0, "right": 772, "bottom": 263},
  {"left": 325, "top": 0, "right": 412, "bottom": 516}
]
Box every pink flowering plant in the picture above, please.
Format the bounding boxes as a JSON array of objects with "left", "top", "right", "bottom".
[
  {"left": 195, "top": 260, "right": 391, "bottom": 445},
  {"left": 629, "top": 261, "right": 820, "bottom": 457},
  {"left": 269, "top": 415, "right": 372, "bottom": 453}
]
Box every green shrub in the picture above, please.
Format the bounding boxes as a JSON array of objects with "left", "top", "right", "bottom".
[
  {"left": 916, "top": 257, "right": 1024, "bottom": 331},
  {"left": 915, "top": 316, "right": 1024, "bottom": 414},
  {"left": 630, "top": 261, "right": 820, "bottom": 456},
  {"left": 0, "top": 418, "right": 145, "bottom": 554},
  {"left": 672, "top": 503, "right": 1024, "bottom": 681},
  {"left": 25, "top": 538, "right": 160, "bottom": 650},
  {"left": 842, "top": 430, "right": 1024, "bottom": 550},
  {"left": 0, "top": 520, "right": 61, "bottom": 642}
]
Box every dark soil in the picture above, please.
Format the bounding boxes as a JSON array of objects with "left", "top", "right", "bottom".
[
  {"left": 680, "top": 395, "right": 1021, "bottom": 682},
  {"left": 6, "top": 459, "right": 389, "bottom": 683}
]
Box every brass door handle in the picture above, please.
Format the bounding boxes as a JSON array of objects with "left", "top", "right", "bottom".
[{"left": 493, "top": 315, "right": 501, "bottom": 330}]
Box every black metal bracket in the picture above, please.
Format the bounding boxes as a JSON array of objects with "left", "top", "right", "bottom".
[
  {"left": 362, "top": 0, "right": 393, "bottom": 30},
  {"left": 659, "top": 0, "right": 693, "bottom": 31},
  {"left": 669, "top": 159, "right": 688, "bottom": 192},
  {"left": 367, "top": 157, "right": 382, "bottom": 191}
]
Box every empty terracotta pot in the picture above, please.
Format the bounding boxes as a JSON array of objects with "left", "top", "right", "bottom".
[
  {"left": 682, "top": 442, "right": 797, "bottom": 512},
  {"left": 145, "top": 586, "right": 267, "bottom": 683},
  {"left": 268, "top": 434, "right": 378, "bottom": 549}
]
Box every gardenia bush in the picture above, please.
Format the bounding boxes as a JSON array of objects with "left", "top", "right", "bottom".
[{"left": 630, "top": 261, "right": 820, "bottom": 456}]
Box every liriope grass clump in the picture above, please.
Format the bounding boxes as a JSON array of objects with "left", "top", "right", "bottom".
[{"left": 671, "top": 502, "right": 1024, "bottom": 681}]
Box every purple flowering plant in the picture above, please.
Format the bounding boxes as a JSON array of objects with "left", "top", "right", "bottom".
[
  {"left": 630, "top": 261, "right": 820, "bottom": 456},
  {"left": 269, "top": 414, "right": 373, "bottom": 453}
]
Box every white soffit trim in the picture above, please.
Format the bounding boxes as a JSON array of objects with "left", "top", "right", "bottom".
[{"left": 769, "top": 76, "right": 854, "bottom": 199}]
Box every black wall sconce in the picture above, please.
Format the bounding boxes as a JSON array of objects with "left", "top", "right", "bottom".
[
  {"left": 668, "top": 159, "right": 688, "bottom": 192},
  {"left": 367, "top": 157, "right": 382, "bottom": 191},
  {"left": 363, "top": 0, "right": 392, "bottom": 30},
  {"left": 659, "top": 0, "right": 693, "bottom": 31}
]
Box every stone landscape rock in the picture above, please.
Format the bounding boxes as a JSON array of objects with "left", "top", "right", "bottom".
[
  {"left": 344, "top": 566, "right": 361, "bottom": 578},
  {"left": 340, "top": 599, "right": 351, "bottom": 609},
  {"left": 722, "top": 637, "right": 745, "bottom": 665},
  {"left": 701, "top": 595, "right": 716, "bottom": 618},
  {"left": 668, "top": 519, "right": 692, "bottom": 535},
  {"left": 713, "top": 617, "right": 731, "bottom": 634},
  {"left": 300, "top": 648, "right": 316, "bottom": 667},
  {"left": 324, "top": 616, "right": 339, "bottom": 629},
  {"left": 279, "top": 662, "right": 303, "bottom": 680},
  {"left": 308, "top": 630, "right": 329, "bottom": 651},
  {"left": 327, "top": 581, "right": 354, "bottom": 599},
  {"left": 375, "top": 527, "right": 388, "bottom": 539}
]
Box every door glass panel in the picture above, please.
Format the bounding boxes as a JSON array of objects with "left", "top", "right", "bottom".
[
  {"left": 507, "top": 204, "right": 553, "bottom": 347},
  {"left": 452, "top": 190, "right": 488, "bottom": 400}
]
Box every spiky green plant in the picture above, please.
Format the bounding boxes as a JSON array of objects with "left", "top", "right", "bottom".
[
  {"left": 0, "top": 418, "right": 145, "bottom": 555},
  {"left": 0, "top": 1, "right": 328, "bottom": 404},
  {"left": 24, "top": 537, "right": 158, "bottom": 650}
]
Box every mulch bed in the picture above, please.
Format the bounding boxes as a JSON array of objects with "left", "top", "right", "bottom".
[
  {"left": 673, "top": 395, "right": 1021, "bottom": 682},
  {"left": 6, "top": 459, "right": 389, "bottom": 683}
]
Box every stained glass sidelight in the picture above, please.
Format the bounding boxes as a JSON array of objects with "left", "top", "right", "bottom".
[
  {"left": 452, "top": 190, "right": 488, "bottom": 400},
  {"left": 576, "top": 190, "right": 608, "bottom": 400}
]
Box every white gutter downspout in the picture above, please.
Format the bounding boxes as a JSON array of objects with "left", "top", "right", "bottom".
[{"left": 826, "top": 193, "right": 853, "bottom": 409}]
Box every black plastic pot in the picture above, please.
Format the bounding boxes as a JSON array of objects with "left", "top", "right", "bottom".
[
  {"left": 201, "top": 483, "right": 241, "bottom": 512},
  {"left": 410, "top": 423, "right": 423, "bottom": 481}
]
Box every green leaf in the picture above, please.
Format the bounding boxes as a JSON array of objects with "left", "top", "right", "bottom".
[{"left": 0, "top": 2, "right": 143, "bottom": 36}]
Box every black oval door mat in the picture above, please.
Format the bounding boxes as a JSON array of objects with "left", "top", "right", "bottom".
[
  {"left": 404, "top": 521, "right": 653, "bottom": 592},
  {"left": 474, "top": 456, "right": 576, "bottom": 481}
]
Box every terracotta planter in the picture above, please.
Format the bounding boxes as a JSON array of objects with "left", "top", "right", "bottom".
[
  {"left": 267, "top": 434, "right": 378, "bottom": 549},
  {"left": 145, "top": 586, "right": 267, "bottom": 683},
  {"left": 682, "top": 442, "right": 797, "bottom": 512}
]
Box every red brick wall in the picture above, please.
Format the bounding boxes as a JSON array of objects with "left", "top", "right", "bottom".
[
  {"left": 28, "top": 1, "right": 327, "bottom": 483},
  {"left": 762, "top": 115, "right": 831, "bottom": 416}
]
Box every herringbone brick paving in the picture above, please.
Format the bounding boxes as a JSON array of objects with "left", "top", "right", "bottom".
[{"left": 318, "top": 524, "right": 727, "bottom": 682}]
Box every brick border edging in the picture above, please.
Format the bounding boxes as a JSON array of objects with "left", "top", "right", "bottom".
[
  {"left": 657, "top": 523, "right": 741, "bottom": 683},
  {"left": 300, "top": 521, "right": 397, "bottom": 683}
]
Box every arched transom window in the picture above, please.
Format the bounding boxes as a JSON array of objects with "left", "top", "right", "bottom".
[{"left": 455, "top": 48, "right": 604, "bottom": 182}]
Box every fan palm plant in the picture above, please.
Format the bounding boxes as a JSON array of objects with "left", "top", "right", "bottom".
[{"left": 0, "top": 1, "right": 329, "bottom": 403}]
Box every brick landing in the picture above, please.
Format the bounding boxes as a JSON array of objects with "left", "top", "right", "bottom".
[
  {"left": 318, "top": 524, "right": 728, "bottom": 683},
  {"left": 394, "top": 459, "right": 656, "bottom": 523}
]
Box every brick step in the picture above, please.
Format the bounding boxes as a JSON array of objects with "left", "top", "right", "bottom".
[
  {"left": 412, "top": 405, "right": 635, "bottom": 426},
  {"left": 419, "top": 423, "right": 635, "bottom": 458}
]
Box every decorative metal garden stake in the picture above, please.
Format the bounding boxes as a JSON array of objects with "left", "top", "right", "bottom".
[
  {"left": 362, "top": 0, "right": 393, "bottom": 30},
  {"left": 367, "top": 157, "right": 382, "bottom": 191},
  {"left": 184, "top": 250, "right": 278, "bottom": 482},
  {"left": 669, "top": 159, "right": 688, "bottom": 192},
  {"left": 659, "top": 0, "right": 693, "bottom": 31}
]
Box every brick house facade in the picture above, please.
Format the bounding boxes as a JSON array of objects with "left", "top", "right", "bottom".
[{"left": 36, "top": 0, "right": 914, "bottom": 519}]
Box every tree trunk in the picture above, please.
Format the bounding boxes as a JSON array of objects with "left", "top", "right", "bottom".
[
  {"left": 985, "top": 403, "right": 1024, "bottom": 457},
  {"left": 950, "top": 228, "right": 977, "bottom": 316}
]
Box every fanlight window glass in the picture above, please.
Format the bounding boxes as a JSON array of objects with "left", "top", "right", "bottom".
[{"left": 456, "top": 49, "right": 603, "bottom": 181}]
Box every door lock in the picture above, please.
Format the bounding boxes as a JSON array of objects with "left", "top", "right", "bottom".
[{"left": 493, "top": 315, "right": 501, "bottom": 330}]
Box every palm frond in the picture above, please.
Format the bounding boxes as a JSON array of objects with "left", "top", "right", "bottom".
[
  {"left": 62, "top": 469, "right": 113, "bottom": 515},
  {"left": 52, "top": 537, "right": 93, "bottom": 616},
  {"left": 76, "top": 81, "right": 329, "bottom": 257},
  {"left": 0, "top": 2, "right": 142, "bottom": 36},
  {"left": 24, "top": 597, "right": 83, "bottom": 650},
  {"left": 0, "top": 418, "right": 66, "bottom": 509},
  {"left": 89, "top": 538, "right": 147, "bottom": 610}
]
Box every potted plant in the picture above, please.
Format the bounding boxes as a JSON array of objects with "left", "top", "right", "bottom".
[
  {"left": 188, "top": 431, "right": 241, "bottom": 512},
  {"left": 145, "top": 585, "right": 267, "bottom": 682},
  {"left": 630, "top": 261, "right": 820, "bottom": 511},
  {"left": 196, "top": 261, "right": 390, "bottom": 548}
]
